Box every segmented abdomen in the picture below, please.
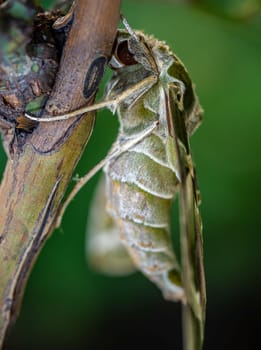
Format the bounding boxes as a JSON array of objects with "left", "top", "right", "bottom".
[{"left": 104, "top": 132, "right": 184, "bottom": 301}]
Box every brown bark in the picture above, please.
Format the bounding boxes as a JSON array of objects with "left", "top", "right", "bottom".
[{"left": 0, "top": 0, "right": 121, "bottom": 347}]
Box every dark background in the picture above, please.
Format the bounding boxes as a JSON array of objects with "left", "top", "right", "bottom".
[{"left": 1, "top": 0, "right": 261, "bottom": 349}]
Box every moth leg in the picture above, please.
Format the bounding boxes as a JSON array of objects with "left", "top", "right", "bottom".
[
  {"left": 55, "top": 120, "right": 159, "bottom": 228},
  {"left": 25, "top": 75, "right": 157, "bottom": 122}
]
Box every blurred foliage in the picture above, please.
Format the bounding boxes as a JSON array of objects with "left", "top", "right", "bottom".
[
  {"left": 197, "top": 0, "right": 261, "bottom": 32},
  {"left": 199, "top": 0, "right": 261, "bottom": 19},
  {"left": 1, "top": 0, "right": 261, "bottom": 349}
]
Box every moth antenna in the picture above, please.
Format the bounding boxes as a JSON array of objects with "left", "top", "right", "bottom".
[{"left": 120, "top": 14, "right": 139, "bottom": 41}]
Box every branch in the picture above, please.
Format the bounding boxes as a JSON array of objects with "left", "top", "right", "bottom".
[{"left": 0, "top": 0, "right": 121, "bottom": 347}]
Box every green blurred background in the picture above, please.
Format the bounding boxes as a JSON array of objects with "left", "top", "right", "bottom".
[{"left": 1, "top": 0, "right": 261, "bottom": 349}]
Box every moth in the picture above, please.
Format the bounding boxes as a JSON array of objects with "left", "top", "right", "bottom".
[{"left": 26, "top": 16, "right": 206, "bottom": 345}]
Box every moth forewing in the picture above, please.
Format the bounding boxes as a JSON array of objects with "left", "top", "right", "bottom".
[{"left": 167, "top": 86, "right": 206, "bottom": 344}]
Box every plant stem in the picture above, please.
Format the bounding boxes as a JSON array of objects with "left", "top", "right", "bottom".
[{"left": 0, "top": 0, "right": 121, "bottom": 347}]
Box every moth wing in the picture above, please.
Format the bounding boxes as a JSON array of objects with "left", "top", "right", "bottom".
[
  {"left": 86, "top": 174, "right": 135, "bottom": 276},
  {"left": 166, "top": 87, "right": 206, "bottom": 344}
]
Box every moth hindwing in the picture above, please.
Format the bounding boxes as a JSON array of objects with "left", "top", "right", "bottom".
[{"left": 26, "top": 16, "right": 206, "bottom": 347}]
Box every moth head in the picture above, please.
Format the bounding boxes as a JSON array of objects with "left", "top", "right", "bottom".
[{"left": 109, "top": 30, "right": 157, "bottom": 73}]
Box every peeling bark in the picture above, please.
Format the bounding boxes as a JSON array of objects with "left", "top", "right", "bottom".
[{"left": 0, "top": 0, "right": 121, "bottom": 347}]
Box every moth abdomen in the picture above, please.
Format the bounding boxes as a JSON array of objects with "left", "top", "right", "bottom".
[
  {"left": 118, "top": 219, "right": 172, "bottom": 253},
  {"left": 105, "top": 145, "right": 184, "bottom": 301}
]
